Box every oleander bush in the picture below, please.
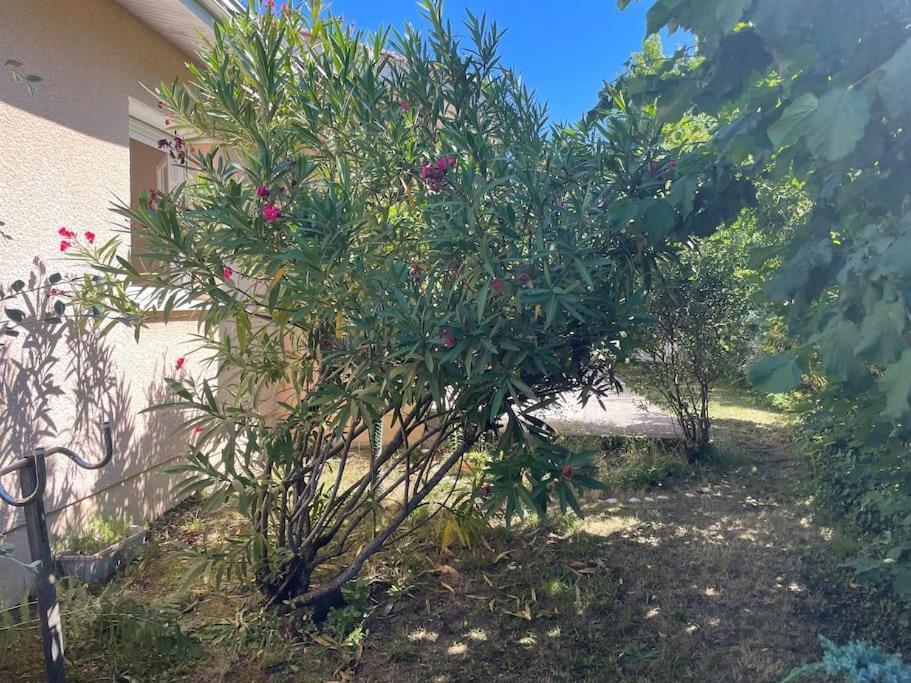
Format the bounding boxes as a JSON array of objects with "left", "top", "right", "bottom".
[{"left": 73, "top": 1, "right": 743, "bottom": 611}]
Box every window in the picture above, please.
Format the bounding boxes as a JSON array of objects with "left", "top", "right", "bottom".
[{"left": 128, "top": 98, "right": 186, "bottom": 272}]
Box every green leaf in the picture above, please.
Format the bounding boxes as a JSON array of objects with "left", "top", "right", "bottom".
[
  {"left": 879, "top": 349, "right": 911, "bottom": 420},
  {"left": 855, "top": 298, "right": 905, "bottom": 365},
  {"left": 767, "top": 93, "right": 818, "bottom": 149},
  {"left": 646, "top": 0, "right": 682, "bottom": 36},
  {"left": 877, "top": 38, "right": 911, "bottom": 119},
  {"left": 642, "top": 200, "right": 677, "bottom": 240},
  {"left": 805, "top": 88, "right": 870, "bottom": 162},
  {"left": 748, "top": 352, "right": 803, "bottom": 393},
  {"left": 818, "top": 317, "right": 859, "bottom": 382},
  {"left": 892, "top": 568, "right": 911, "bottom": 599},
  {"left": 715, "top": 0, "right": 752, "bottom": 32}
]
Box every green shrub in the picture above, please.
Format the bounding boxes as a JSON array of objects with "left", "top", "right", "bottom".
[
  {"left": 60, "top": 583, "right": 201, "bottom": 677},
  {"left": 601, "top": 441, "right": 694, "bottom": 491},
  {"left": 783, "top": 635, "right": 911, "bottom": 683},
  {"left": 53, "top": 515, "right": 133, "bottom": 555},
  {"left": 73, "top": 0, "right": 735, "bottom": 610}
]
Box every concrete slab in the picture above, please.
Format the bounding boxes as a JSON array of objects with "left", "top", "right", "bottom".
[{"left": 533, "top": 387, "right": 680, "bottom": 439}]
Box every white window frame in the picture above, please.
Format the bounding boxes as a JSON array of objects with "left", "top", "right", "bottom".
[{"left": 127, "top": 98, "right": 196, "bottom": 315}]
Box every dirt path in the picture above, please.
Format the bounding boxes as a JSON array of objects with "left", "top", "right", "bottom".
[{"left": 353, "top": 418, "right": 890, "bottom": 682}]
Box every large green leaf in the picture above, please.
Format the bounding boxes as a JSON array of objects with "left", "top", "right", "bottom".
[
  {"left": 855, "top": 298, "right": 906, "bottom": 365},
  {"left": 767, "top": 93, "right": 818, "bottom": 148},
  {"left": 748, "top": 351, "right": 804, "bottom": 393},
  {"left": 877, "top": 38, "right": 911, "bottom": 119},
  {"left": 804, "top": 87, "right": 870, "bottom": 162},
  {"left": 879, "top": 349, "right": 911, "bottom": 419},
  {"left": 818, "top": 317, "right": 859, "bottom": 382}
]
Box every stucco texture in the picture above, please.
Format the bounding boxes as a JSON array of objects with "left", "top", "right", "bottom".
[{"left": 0, "top": 0, "right": 208, "bottom": 599}]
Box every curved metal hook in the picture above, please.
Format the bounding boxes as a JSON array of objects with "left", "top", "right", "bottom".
[
  {"left": 0, "top": 422, "right": 112, "bottom": 508},
  {"left": 44, "top": 421, "right": 114, "bottom": 470},
  {"left": 0, "top": 451, "right": 47, "bottom": 508}
]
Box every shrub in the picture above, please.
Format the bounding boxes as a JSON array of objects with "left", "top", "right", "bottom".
[
  {"left": 75, "top": 2, "right": 738, "bottom": 610},
  {"left": 53, "top": 515, "right": 133, "bottom": 555},
  {"left": 633, "top": 257, "right": 752, "bottom": 458},
  {"left": 60, "top": 583, "right": 201, "bottom": 677},
  {"left": 783, "top": 635, "right": 911, "bottom": 683}
]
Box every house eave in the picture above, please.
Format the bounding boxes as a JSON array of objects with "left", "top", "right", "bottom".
[{"left": 114, "top": 0, "right": 241, "bottom": 58}]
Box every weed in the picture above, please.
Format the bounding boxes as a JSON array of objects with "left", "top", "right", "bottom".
[{"left": 53, "top": 515, "right": 133, "bottom": 555}]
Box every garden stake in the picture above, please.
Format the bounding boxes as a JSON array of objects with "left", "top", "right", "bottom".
[{"left": 0, "top": 421, "right": 114, "bottom": 683}]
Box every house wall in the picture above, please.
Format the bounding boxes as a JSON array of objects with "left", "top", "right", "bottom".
[{"left": 0, "top": 0, "right": 210, "bottom": 600}]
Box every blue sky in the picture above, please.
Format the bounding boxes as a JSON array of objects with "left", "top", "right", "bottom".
[{"left": 302, "top": 1, "right": 682, "bottom": 124}]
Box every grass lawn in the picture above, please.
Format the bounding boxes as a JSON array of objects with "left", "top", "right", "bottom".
[{"left": 2, "top": 388, "right": 907, "bottom": 681}]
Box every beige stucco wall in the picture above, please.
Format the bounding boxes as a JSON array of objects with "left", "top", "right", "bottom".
[{"left": 0, "top": 0, "right": 210, "bottom": 600}]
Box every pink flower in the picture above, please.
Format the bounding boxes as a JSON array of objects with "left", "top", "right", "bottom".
[
  {"left": 441, "top": 327, "right": 456, "bottom": 347},
  {"left": 491, "top": 278, "right": 504, "bottom": 294},
  {"left": 222, "top": 265, "right": 233, "bottom": 280},
  {"left": 410, "top": 262, "right": 422, "bottom": 282},
  {"left": 58, "top": 226, "right": 76, "bottom": 239},
  {"left": 419, "top": 164, "right": 432, "bottom": 179},
  {"left": 148, "top": 189, "right": 159, "bottom": 210},
  {"left": 262, "top": 204, "right": 281, "bottom": 222},
  {"left": 157, "top": 100, "right": 164, "bottom": 109},
  {"left": 400, "top": 99, "right": 409, "bottom": 112},
  {"left": 194, "top": 426, "right": 203, "bottom": 433},
  {"left": 436, "top": 155, "right": 455, "bottom": 171},
  {"left": 264, "top": 0, "right": 275, "bottom": 8},
  {"left": 84, "top": 231, "right": 95, "bottom": 244},
  {"left": 561, "top": 466, "right": 573, "bottom": 480},
  {"left": 157, "top": 138, "right": 170, "bottom": 150},
  {"left": 164, "top": 118, "right": 171, "bottom": 126},
  {"left": 480, "top": 484, "right": 491, "bottom": 497},
  {"left": 518, "top": 272, "right": 531, "bottom": 284},
  {"left": 256, "top": 184, "right": 270, "bottom": 199},
  {"left": 59, "top": 240, "right": 72, "bottom": 252},
  {"left": 175, "top": 357, "right": 186, "bottom": 370}
]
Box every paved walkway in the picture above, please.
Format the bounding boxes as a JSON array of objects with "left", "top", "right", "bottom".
[{"left": 534, "top": 386, "right": 680, "bottom": 439}]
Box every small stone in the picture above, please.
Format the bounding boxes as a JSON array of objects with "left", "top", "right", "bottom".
[
  {"left": 627, "top": 497, "right": 641, "bottom": 503},
  {"left": 684, "top": 492, "right": 696, "bottom": 498},
  {"left": 656, "top": 495, "right": 669, "bottom": 500},
  {"left": 606, "top": 498, "right": 619, "bottom": 504},
  {"left": 644, "top": 496, "right": 655, "bottom": 502}
]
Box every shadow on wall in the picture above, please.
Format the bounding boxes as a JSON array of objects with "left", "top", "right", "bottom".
[{"left": 0, "top": 258, "right": 187, "bottom": 563}]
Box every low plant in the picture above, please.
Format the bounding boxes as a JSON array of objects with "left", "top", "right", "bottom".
[
  {"left": 60, "top": 582, "right": 201, "bottom": 677},
  {"left": 53, "top": 515, "right": 133, "bottom": 555},
  {"left": 601, "top": 441, "right": 694, "bottom": 491},
  {"left": 783, "top": 635, "right": 911, "bottom": 683}
]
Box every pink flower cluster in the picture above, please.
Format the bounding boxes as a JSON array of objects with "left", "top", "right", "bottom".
[
  {"left": 419, "top": 156, "right": 456, "bottom": 191},
  {"left": 157, "top": 136, "right": 186, "bottom": 164},
  {"left": 440, "top": 327, "right": 457, "bottom": 347},
  {"left": 262, "top": 204, "right": 281, "bottom": 222},
  {"left": 58, "top": 226, "right": 94, "bottom": 252}
]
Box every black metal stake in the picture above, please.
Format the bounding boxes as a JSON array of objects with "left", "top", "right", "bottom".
[
  {"left": 19, "top": 450, "right": 65, "bottom": 683},
  {"left": 0, "top": 421, "right": 113, "bottom": 683}
]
